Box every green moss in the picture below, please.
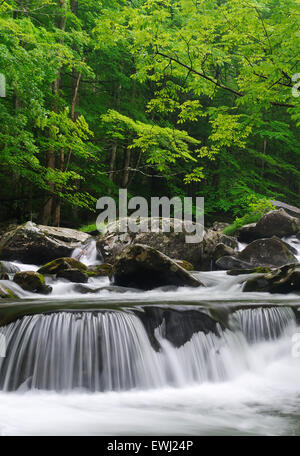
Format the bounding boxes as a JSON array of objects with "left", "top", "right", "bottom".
[
  {"left": 38, "top": 257, "right": 87, "bottom": 274},
  {"left": 223, "top": 212, "right": 262, "bottom": 236}
]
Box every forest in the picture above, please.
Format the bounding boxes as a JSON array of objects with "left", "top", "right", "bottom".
[{"left": 0, "top": 0, "right": 299, "bottom": 229}]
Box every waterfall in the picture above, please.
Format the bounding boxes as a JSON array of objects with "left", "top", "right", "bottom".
[
  {"left": 0, "top": 306, "right": 296, "bottom": 393},
  {"left": 71, "top": 239, "right": 102, "bottom": 266},
  {"left": 231, "top": 306, "right": 295, "bottom": 343}
]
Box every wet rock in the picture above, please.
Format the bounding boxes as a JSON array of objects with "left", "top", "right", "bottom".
[
  {"left": 0, "top": 283, "right": 18, "bottom": 299},
  {"left": 38, "top": 257, "right": 87, "bottom": 275},
  {"left": 87, "top": 263, "right": 113, "bottom": 277},
  {"left": 213, "top": 243, "right": 236, "bottom": 262},
  {"left": 0, "top": 221, "right": 91, "bottom": 264},
  {"left": 243, "top": 264, "right": 300, "bottom": 293},
  {"left": 237, "top": 237, "right": 298, "bottom": 267},
  {"left": 215, "top": 255, "right": 253, "bottom": 270},
  {"left": 13, "top": 271, "right": 52, "bottom": 294},
  {"left": 73, "top": 284, "right": 142, "bottom": 294},
  {"left": 227, "top": 267, "right": 272, "bottom": 276},
  {"left": 112, "top": 244, "right": 204, "bottom": 290},
  {"left": 56, "top": 268, "right": 88, "bottom": 283}
]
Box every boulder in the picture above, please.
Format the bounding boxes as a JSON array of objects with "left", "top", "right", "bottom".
[
  {"left": 0, "top": 221, "right": 91, "bottom": 264},
  {"left": 87, "top": 263, "right": 113, "bottom": 277},
  {"left": 56, "top": 268, "right": 88, "bottom": 283},
  {"left": 0, "top": 283, "right": 18, "bottom": 299},
  {"left": 215, "top": 255, "right": 253, "bottom": 270},
  {"left": 13, "top": 271, "right": 52, "bottom": 294},
  {"left": 0, "top": 261, "right": 20, "bottom": 274},
  {"left": 96, "top": 217, "right": 237, "bottom": 270},
  {"left": 270, "top": 201, "right": 300, "bottom": 219},
  {"left": 38, "top": 257, "right": 87, "bottom": 275},
  {"left": 213, "top": 243, "right": 236, "bottom": 262},
  {"left": 254, "top": 209, "right": 300, "bottom": 238},
  {"left": 237, "top": 223, "right": 259, "bottom": 243},
  {"left": 237, "top": 237, "right": 298, "bottom": 267},
  {"left": 243, "top": 264, "right": 300, "bottom": 294},
  {"left": 111, "top": 244, "right": 204, "bottom": 290}
]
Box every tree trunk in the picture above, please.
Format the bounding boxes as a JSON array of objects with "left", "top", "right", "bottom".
[{"left": 122, "top": 148, "right": 131, "bottom": 188}]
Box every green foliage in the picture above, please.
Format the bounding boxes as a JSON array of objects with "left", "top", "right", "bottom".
[
  {"left": 0, "top": 0, "right": 299, "bottom": 226},
  {"left": 223, "top": 195, "right": 276, "bottom": 235}
]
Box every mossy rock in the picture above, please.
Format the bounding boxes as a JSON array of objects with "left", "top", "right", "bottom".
[
  {"left": 38, "top": 257, "right": 87, "bottom": 275},
  {"left": 174, "top": 260, "right": 194, "bottom": 271},
  {"left": 227, "top": 266, "right": 272, "bottom": 276},
  {"left": 87, "top": 263, "right": 113, "bottom": 277},
  {"left": 13, "top": 271, "right": 51, "bottom": 294},
  {"left": 0, "top": 283, "right": 18, "bottom": 299}
]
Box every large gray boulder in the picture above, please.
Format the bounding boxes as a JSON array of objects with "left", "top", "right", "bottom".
[
  {"left": 255, "top": 209, "right": 300, "bottom": 238},
  {"left": 215, "top": 256, "right": 253, "bottom": 270},
  {"left": 237, "top": 237, "right": 298, "bottom": 267},
  {"left": 0, "top": 222, "right": 91, "bottom": 264},
  {"left": 111, "top": 244, "right": 204, "bottom": 290},
  {"left": 243, "top": 263, "right": 300, "bottom": 294},
  {"left": 97, "top": 217, "right": 237, "bottom": 271},
  {"left": 237, "top": 209, "right": 300, "bottom": 242}
]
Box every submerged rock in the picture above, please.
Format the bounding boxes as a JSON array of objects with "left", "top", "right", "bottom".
[
  {"left": 38, "top": 257, "right": 87, "bottom": 275},
  {"left": 13, "top": 271, "right": 52, "bottom": 294},
  {"left": 73, "top": 284, "right": 142, "bottom": 294},
  {"left": 56, "top": 268, "right": 88, "bottom": 283},
  {"left": 112, "top": 244, "right": 204, "bottom": 290},
  {"left": 243, "top": 264, "right": 300, "bottom": 293},
  {"left": 237, "top": 237, "right": 298, "bottom": 267},
  {"left": 0, "top": 221, "right": 91, "bottom": 264},
  {"left": 227, "top": 267, "right": 272, "bottom": 276},
  {"left": 0, "top": 282, "right": 18, "bottom": 299}
]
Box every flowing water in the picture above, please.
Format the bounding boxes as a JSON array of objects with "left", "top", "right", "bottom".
[{"left": 0, "top": 237, "right": 299, "bottom": 436}]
